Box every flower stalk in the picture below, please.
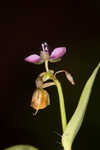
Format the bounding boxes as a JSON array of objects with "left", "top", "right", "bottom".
[
  {"left": 54, "top": 79, "right": 67, "bottom": 132},
  {"left": 45, "top": 60, "right": 49, "bottom": 72}
]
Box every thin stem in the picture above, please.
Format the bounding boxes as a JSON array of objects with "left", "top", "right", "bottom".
[
  {"left": 45, "top": 60, "right": 49, "bottom": 72},
  {"left": 54, "top": 79, "right": 67, "bottom": 132}
]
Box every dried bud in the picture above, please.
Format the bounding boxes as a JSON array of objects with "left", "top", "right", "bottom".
[
  {"left": 65, "top": 72, "right": 75, "bottom": 85},
  {"left": 31, "top": 88, "right": 50, "bottom": 111}
]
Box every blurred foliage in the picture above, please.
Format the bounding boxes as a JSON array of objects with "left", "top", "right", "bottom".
[{"left": 4, "top": 145, "right": 38, "bottom": 150}]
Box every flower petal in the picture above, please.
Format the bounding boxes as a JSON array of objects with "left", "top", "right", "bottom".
[
  {"left": 24, "top": 54, "right": 41, "bottom": 63},
  {"left": 50, "top": 47, "right": 66, "bottom": 60}
]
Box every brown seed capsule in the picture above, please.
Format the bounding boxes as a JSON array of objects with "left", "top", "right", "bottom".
[{"left": 31, "top": 88, "right": 50, "bottom": 111}]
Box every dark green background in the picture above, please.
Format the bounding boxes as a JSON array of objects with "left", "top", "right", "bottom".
[{"left": 0, "top": 1, "right": 100, "bottom": 150}]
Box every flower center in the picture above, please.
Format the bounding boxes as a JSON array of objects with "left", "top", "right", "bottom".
[{"left": 40, "top": 42, "right": 49, "bottom": 61}]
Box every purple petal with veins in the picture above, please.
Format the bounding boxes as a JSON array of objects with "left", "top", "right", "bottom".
[
  {"left": 50, "top": 47, "right": 66, "bottom": 60},
  {"left": 24, "top": 54, "right": 41, "bottom": 63}
]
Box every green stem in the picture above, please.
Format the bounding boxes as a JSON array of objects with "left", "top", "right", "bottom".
[
  {"left": 54, "top": 79, "right": 67, "bottom": 132},
  {"left": 45, "top": 60, "right": 49, "bottom": 72},
  {"left": 44, "top": 60, "right": 67, "bottom": 132}
]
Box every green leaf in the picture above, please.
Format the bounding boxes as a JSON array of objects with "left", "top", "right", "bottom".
[
  {"left": 3, "top": 145, "right": 38, "bottom": 150},
  {"left": 62, "top": 62, "right": 100, "bottom": 150}
]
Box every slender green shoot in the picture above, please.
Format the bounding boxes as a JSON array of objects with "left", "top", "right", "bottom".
[{"left": 54, "top": 79, "right": 67, "bottom": 132}]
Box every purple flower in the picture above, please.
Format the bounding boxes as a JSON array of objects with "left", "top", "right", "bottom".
[{"left": 24, "top": 42, "right": 66, "bottom": 64}]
